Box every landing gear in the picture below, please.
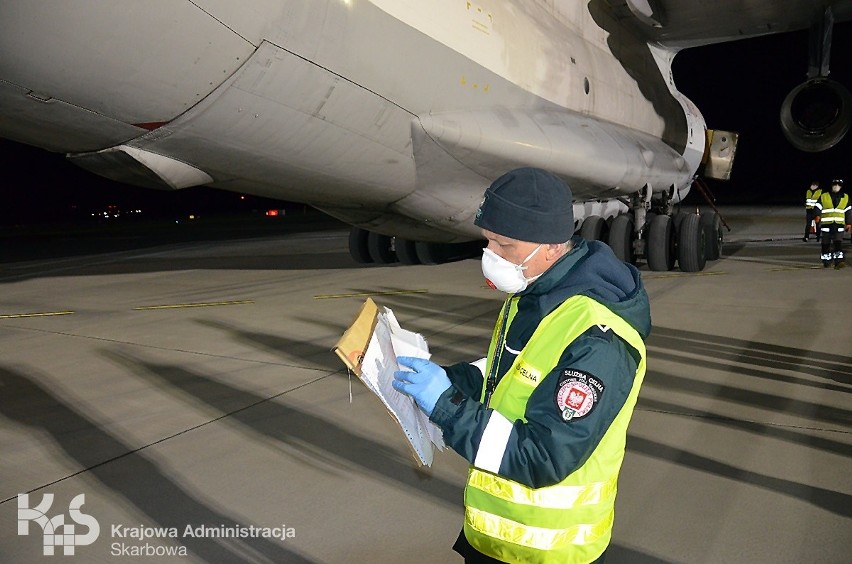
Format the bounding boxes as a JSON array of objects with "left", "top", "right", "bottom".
[
  {"left": 676, "top": 213, "right": 707, "bottom": 272},
  {"left": 395, "top": 238, "right": 420, "bottom": 265},
  {"left": 700, "top": 211, "right": 723, "bottom": 261},
  {"left": 647, "top": 214, "right": 675, "bottom": 271},
  {"left": 580, "top": 215, "right": 608, "bottom": 242},
  {"left": 347, "top": 228, "right": 480, "bottom": 265},
  {"left": 631, "top": 209, "right": 719, "bottom": 272},
  {"left": 367, "top": 232, "right": 397, "bottom": 264},
  {"left": 414, "top": 241, "right": 447, "bottom": 265},
  {"left": 603, "top": 180, "right": 724, "bottom": 272},
  {"left": 416, "top": 240, "right": 483, "bottom": 265},
  {"left": 608, "top": 214, "right": 635, "bottom": 264},
  {"left": 348, "top": 228, "right": 372, "bottom": 263}
]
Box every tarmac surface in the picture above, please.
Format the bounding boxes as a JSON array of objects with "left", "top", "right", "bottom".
[{"left": 1, "top": 206, "right": 850, "bottom": 563}]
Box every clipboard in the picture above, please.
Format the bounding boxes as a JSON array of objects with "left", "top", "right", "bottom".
[{"left": 333, "top": 298, "right": 445, "bottom": 466}]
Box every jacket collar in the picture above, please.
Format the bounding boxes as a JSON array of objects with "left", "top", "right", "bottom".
[{"left": 518, "top": 236, "right": 586, "bottom": 297}]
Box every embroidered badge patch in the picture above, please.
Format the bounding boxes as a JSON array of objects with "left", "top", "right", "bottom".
[{"left": 554, "top": 369, "right": 604, "bottom": 422}]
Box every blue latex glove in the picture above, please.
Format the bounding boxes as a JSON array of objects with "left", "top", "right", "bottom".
[{"left": 392, "top": 356, "right": 451, "bottom": 416}]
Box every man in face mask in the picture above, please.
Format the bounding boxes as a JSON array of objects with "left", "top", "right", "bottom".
[{"left": 393, "top": 167, "right": 651, "bottom": 564}]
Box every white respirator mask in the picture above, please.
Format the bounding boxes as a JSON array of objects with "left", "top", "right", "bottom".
[{"left": 481, "top": 244, "right": 543, "bottom": 293}]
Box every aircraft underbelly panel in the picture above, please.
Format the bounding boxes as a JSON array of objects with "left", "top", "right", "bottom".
[
  {"left": 0, "top": 0, "right": 713, "bottom": 243},
  {"left": 0, "top": 0, "right": 254, "bottom": 125},
  {"left": 129, "top": 42, "right": 416, "bottom": 206},
  {"left": 0, "top": 81, "right": 142, "bottom": 153},
  {"left": 416, "top": 108, "right": 693, "bottom": 199}
]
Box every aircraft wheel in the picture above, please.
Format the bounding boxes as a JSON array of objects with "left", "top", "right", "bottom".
[
  {"left": 580, "top": 215, "right": 608, "bottom": 242},
  {"left": 395, "top": 238, "right": 421, "bottom": 265},
  {"left": 348, "top": 228, "right": 373, "bottom": 264},
  {"left": 643, "top": 212, "right": 657, "bottom": 231},
  {"left": 647, "top": 214, "right": 675, "bottom": 271},
  {"left": 413, "top": 241, "right": 483, "bottom": 265},
  {"left": 673, "top": 211, "right": 689, "bottom": 232},
  {"left": 608, "top": 214, "right": 635, "bottom": 264},
  {"left": 367, "top": 232, "right": 397, "bottom": 264},
  {"left": 677, "top": 213, "right": 707, "bottom": 272},
  {"left": 415, "top": 242, "right": 446, "bottom": 265},
  {"left": 700, "top": 211, "right": 723, "bottom": 260}
]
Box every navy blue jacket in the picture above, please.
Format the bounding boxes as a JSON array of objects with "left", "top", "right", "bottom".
[{"left": 430, "top": 237, "right": 651, "bottom": 488}]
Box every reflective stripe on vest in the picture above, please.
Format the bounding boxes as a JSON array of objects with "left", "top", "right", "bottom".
[
  {"left": 464, "top": 295, "right": 646, "bottom": 564},
  {"left": 466, "top": 505, "right": 613, "bottom": 550},
  {"left": 817, "top": 192, "right": 850, "bottom": 224},
  {"left": 468, "top": 468, "right": 618, "bottom": 509},
  {"left": 806, "top": 189, "right": 822, "bottom": 209}
]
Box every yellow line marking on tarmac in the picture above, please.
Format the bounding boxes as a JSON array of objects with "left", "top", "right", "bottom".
[
  {"left": 768, "top": 265, "right": 824, "bottom": 271},
  {"left": 134, "top": 300, "right": 254, "bottom": 311},
  {"left": 0, "top": 311, "right": 75, "bottom": 319},
  {"left": 642, "top": 271, "right": 727, "bottom": 280},
  {"left": 314, "top": 289, "right": 429, "bottom": 300}
]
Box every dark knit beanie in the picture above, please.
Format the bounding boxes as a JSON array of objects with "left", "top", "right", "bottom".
[{"left": 474, "top": 167, "right": 574, "bottom": 243}]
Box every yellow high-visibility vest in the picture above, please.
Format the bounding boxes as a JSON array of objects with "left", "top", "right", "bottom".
[
  {"left": 464, "top": 295, "right": 646, "bottom": 564},
  {"left": 806, "top": 188, "right": 822, "bottom": 209},
  {"left": 817, "top": 192, "right": 850, "bottom": 225}
]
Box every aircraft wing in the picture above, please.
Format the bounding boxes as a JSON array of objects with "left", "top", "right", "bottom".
[
  {"left": 1, "top": 0, "right": 850, "bottom": 272},
  {"left": 609, "top": 0, "right": 852, "bottom": 48}
]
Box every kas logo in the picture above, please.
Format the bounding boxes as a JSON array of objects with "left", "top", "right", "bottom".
[{"left": 18, "top": 493, "right": 100, "bottom": 556}]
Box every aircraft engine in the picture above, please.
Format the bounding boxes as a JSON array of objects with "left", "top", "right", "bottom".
[{"left": 780, "top": 77, "right": 852, "bottom": 152}]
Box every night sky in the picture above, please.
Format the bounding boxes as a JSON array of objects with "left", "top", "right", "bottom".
[
  {"left": 673, "top": 20, "right": 852, "bottom": 205},
  {"left": 0, "top": 142, "right": 288, "bottom": 227},
  {"left": 2, "top": 21, "right": 851, "bottom": 227}
]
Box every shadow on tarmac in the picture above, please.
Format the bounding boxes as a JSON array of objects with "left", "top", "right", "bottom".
[
  {"left": 193, "top": 288, "right": 501, "bottom": 374},
  {"left": 638, "top": 317, "right": 852, "bottom": 518},
  {"left": 0, "top": 366, "right": 315, "bottom": 563},
  {"left": 113, "top": 315, "right": 852, "bottom": 520},
  {"left": 101, "top": 350, "right": 465, "bottom": 509}
]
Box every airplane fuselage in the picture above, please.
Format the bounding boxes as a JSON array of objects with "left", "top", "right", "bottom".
[{"left": 0, "top": 1, "right": 703, "bottom": 241}]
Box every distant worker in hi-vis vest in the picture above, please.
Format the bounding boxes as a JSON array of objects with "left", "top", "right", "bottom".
[
  {"left": 393, "top": 168, "right": 651, "bottom": 564},
  {"left": 804, "top": 180, "right": 822, "bottom": 242},
  {"left": 814, "top": 179, "right": 851, "bottom": 269}
]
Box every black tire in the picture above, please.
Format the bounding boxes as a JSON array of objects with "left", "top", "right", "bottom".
[
  {"left": 367, "top": 232, "right": 397, "bottom": 264},
  {"left": 348, "top": 228, "right": 373, "bottom": 263},
  {"left": 648, "top": 214, "right": 675, "bottom": 271},
  {"left": 608, "top": 214, "right": 635, "bottom": 264},
  {"left": 677, "top": 213, "right": 707, "bottom": 272},
  {"left": 673, "top": 211, "right": 689, "bottom": 232},
  {"left": 452, "top": 240, "right": 487, "bottom": 262},
  {"left": 415, "top": 241, "right": 446, "bottom": 265},
  {"left": 699, "top": 211, "right": 723, "bottom": 260},
  {"left": 580, "top": 215, "right": 607, "bottom": 242},
  {"left": 395, "top": 238, "right": 420, "bottom": 265}
]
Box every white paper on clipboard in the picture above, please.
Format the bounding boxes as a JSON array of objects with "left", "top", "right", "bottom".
[{"left": 335, "top": 299, "right": 445, "bottom": 466}]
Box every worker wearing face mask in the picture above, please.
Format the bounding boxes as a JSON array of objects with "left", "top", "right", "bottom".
[
  {"left": 393, "top": 167, "right": 651, "bottom": 564},
  {"left": 814, "top": 179, "right": 850, "bottom": 269}
]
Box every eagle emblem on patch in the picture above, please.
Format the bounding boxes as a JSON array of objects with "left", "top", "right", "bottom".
[{"left": 555, "top": 369, "right": 604, "bottom": 421}]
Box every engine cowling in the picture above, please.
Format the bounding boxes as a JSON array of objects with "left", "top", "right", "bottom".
[{"left": 780, "top": 77, "right": 852, "bottom": 152}]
